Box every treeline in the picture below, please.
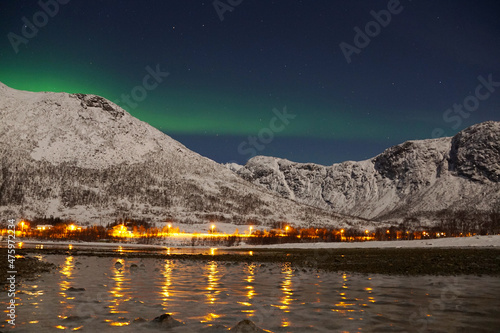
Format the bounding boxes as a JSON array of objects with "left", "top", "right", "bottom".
[
  {"left": 4, "top": 206, "right": 499, "bottom": 246},
  {"left": 434, "top": 209, "right": 500, "bottom": 236}
]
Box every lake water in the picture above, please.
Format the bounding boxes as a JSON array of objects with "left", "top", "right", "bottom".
[{"left": 2, "top": 253, "right": 500, "bottom": 332}]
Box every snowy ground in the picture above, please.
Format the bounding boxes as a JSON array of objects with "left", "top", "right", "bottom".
[
  {"left": 244, "top": 235, "right": 500, "bottom": 249},
  {"left": 10, "top": 235, "right": 500, "bottom": 250}
]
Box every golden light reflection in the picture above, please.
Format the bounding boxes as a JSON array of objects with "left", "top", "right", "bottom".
[
  {"left": 205, "top": 261, "right": 220, "bottom": 306},
  {"left": 331, "top": 273, "right": 356, "bottom": 315},
  {"left": 17, "top": 242, "right": 23, "bottom": 249},
  {"left": 210, "top": 248, "right": 217, "bottom": 256},
  {"left": 201, "top": 312, "right": 222, "bottom": 323},
  {"left": 237, "top": 263, "right": 256, "bottom": 317},
  {"left": 161, "top": 260, "right": 173, "bottom": 308},
  {"left": 366, "top": 285, "right": 377, "bottom": 304},
  {"left": 282, "top": 319, "right": 291, "bottom": 328},
  {"left": 109, "top": 322, "right": 130, "bottom": 327},
  {"left": 68, "top": 244, "right": 73, "bottom": 250},
  {"left": 59, "top": 256, "right": 74, "bottom": 294},
  {"left": 108, "top": 260, "right": 131, "bottom": 315},
  {"left": 272, "top": 264, "right": 294, "bottom": 317}
]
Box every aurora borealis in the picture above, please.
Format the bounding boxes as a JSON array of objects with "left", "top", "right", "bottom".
[{"left": 1, "top": 0, "right": 499, "bottom": 165}]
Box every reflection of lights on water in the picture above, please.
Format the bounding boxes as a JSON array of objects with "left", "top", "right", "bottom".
[
  {"left": 246, "top": 264, "right": 255, "bottom": 300},
  {"left": 330, "top": 274, "right": 375, "bottom": 323},
  {"left": 332, "top": 274, "right": 354, "bottom": 314},
  {"left": 202, "top": 261, "right": 222, "bottom": 323},
  {"left": 59, "top": 257, "right": 76, "bottom": 307},
  {"left": 272, "top": 264, "right": 294, "bottom": 323},
  {"left": 201, "top": 312, "right": 222, "bottom": 323},
  {"left": 108, "top": 260, "right": 131, "bottom": 315},
  {"left": 68, "top": 244, "right": 73, "bottom": 250},
  {"left": 109, "top": 322, "right": 130, "bottom": 327},
  {"left": 237, "top": 263, "right": 256, "bottom": 316},
  {"left": 205, "top": 261, "right": 220, "bottom": 306},
  {"left": 210, "top": 248, "right": 217, "bottom": 256},
  {"left": 60, "top": 256, "right": 74, "bottom": 279},
  {"left": 280, "top": 266, "right": 293, "bottom": 312},
  {"left": 58, "top": 255, "right": 77, "bottom": 321},
  {"left": 161, "top": 260, "right": 173, "bottom": 308}
]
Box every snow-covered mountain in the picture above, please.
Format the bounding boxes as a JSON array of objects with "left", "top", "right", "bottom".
[
  {"left": 237, "top": 121, "right": 500, "bottom": 222},
  {"left": 0, "top": 82, "right": 369, "bottom": 228}
]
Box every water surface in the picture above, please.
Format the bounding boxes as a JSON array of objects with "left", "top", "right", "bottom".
[{"left": 2, "top": 254, "right": 499, "bottom": 332}]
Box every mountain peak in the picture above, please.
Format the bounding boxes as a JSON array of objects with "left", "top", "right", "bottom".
[
  {"left": 73, "top": 93, "right": 126, "bottom": 120},
  {"left": 238, "top": 121, "right": 500, "bottom": 221},
  {"left": 449, "top": 121, "right": 500, "bottom": 182},
  {"left": 0, "top": 83, "right": 361, "bottom": 227}
]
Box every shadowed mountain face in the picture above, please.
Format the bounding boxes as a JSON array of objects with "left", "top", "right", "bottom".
[
  {"left": 237, "top": 121, "right": 500, "bottom": 222},
  {"left": 0, "top": 82, "right": 367, "bottom": 228}
]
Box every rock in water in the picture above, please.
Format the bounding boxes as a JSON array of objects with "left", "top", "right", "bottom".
[
  {"left": 229, "top": 319, "right": 270, "bottom": 332},
  {"left": 151, "top": 313, "right": 184, "bottom": 329}
]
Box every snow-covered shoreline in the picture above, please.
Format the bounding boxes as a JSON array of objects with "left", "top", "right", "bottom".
[
  {"left": 242, "top": 235, "right": 500, "bottom": 249},
  {"left": 6, "top": 235, "right": 500, "bottom": 250}
]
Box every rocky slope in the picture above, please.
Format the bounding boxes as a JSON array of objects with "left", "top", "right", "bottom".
[
  {"left": 236, "top": 121, "right": 500, "bottom": 222},
  {"left": 0, "top": 82, "right": 369, "bottom": 228}
]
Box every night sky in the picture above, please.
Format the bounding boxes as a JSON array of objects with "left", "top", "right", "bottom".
[{"left": 1, "top": 0, "right": 499, "bottom": 165}]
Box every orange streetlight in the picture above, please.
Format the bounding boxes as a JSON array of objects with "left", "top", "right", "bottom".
[{"left": 211, "top": 224, "right": 215, "bottom": 234}]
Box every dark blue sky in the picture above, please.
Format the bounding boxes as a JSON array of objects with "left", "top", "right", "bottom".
[{"left": 1, "top": 0, "right": 499, "bottom": 165}]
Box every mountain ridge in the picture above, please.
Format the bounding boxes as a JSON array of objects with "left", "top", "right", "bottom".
[
  {"left": 0, "top": 83, "right": 371, "bottom": 229},
  {"left": 236, "top": 121, "right": 500, "bottom": 222}
]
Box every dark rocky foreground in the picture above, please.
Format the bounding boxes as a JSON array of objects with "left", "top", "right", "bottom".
[
  {"left": 0, "top": 248, "right": 56, "bottom": 283},
  {"left": 7, "top": 247, "right": 500, "bottom": 276}
]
